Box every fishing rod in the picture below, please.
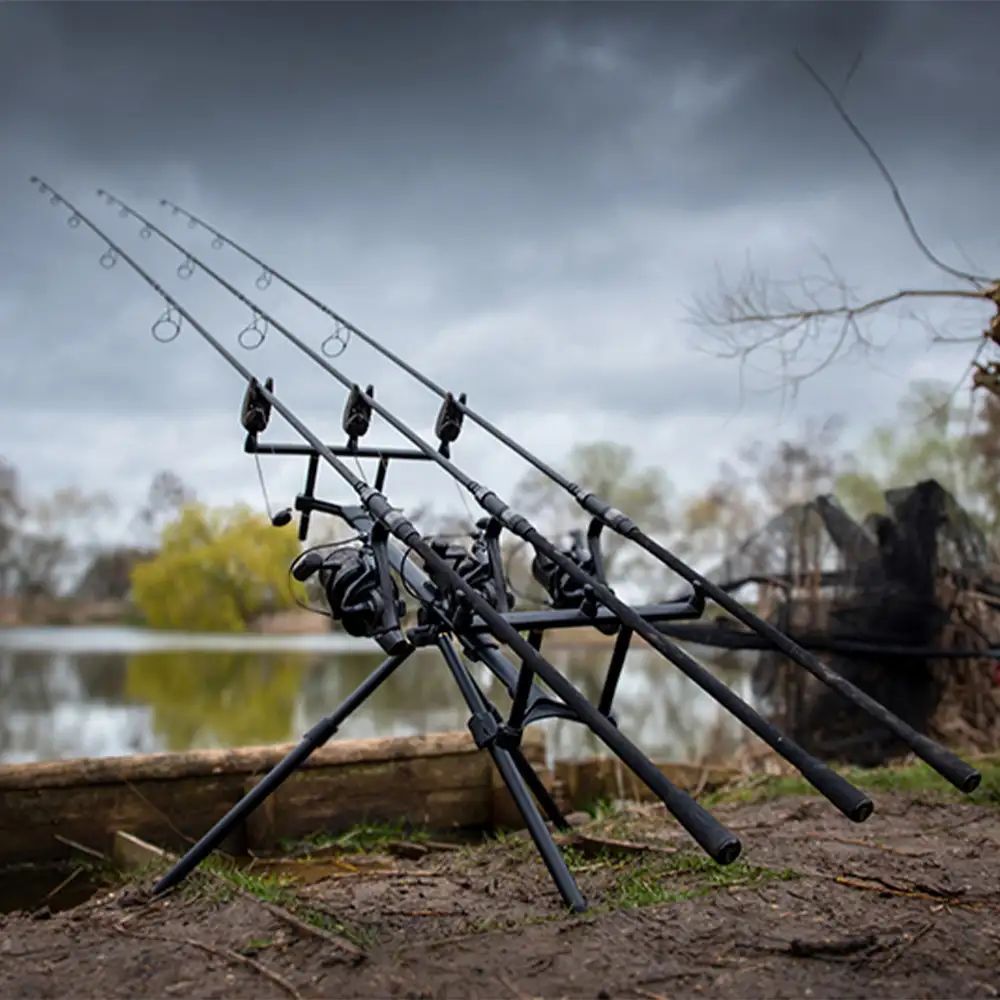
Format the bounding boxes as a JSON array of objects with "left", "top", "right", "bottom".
[
  {"left": 99, "top": 188, "right": 878, "bottom": 823},
  {"left": 150, "top": 193, "right": 981, "bottom": 796},
  {"left": 32, "top": 177, "right": 745, "bottom": 912}
]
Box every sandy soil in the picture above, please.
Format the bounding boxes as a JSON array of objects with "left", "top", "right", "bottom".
[{"left": 2, "top": 790, "right": 999, "bottom": 999}]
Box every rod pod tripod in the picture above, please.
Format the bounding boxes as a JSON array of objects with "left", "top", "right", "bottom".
[
  {"left": 29, "top": 177, "right": 982, "bottom": 916},
  {"left": 152, "top": 394, "right": 710, "bottom": 913}
]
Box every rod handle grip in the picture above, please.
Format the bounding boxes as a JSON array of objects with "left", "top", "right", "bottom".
[
  {"left": 909, "top": 735, "right": 981, "bottom": 793},
  {"left": 795, "top": 758, "right": 874, "bottom": 822},
  {"left": 639, "top": 762, "right": 742, "bottom": 864}
]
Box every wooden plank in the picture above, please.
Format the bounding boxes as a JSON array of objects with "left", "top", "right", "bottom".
[
  {"left": 555, "top": 758, "right": 740, "bottom": 810},
  {"left": 0, "top": 731, "right": 530, "bottom": 866},
  {"left": 244, "top": 777, "right": 278, "bottom": 852},
  {"left": 243, "top": 751, "right": 497, "bottom": 851},
  {"left": 0, "top": 773, "right": 250, "bottom": 864},
  {"left": 0, "top": 731, "right": 483, "bottom": 791},
  {"left": 1, "top": 769, "right": 484, "bottom": 865},
  {"left": 0, "top": 730, "right": 755, "bottom": 868}
]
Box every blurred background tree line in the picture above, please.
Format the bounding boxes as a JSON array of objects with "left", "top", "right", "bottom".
[{"left": 2, "top": 376, "right": 998, "bottom": 632}]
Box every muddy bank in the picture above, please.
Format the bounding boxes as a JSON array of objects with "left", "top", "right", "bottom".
[{"left": 2, "top": 779, "right": 999, "bottom": 999}]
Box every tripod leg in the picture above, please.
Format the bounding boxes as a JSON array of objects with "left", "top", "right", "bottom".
[
  {"left": 436, "top": 636, "right": 587, "bottom": 913},
  {"left": 490, "top": 745, "right": 585, "bottom": 912},
  {"left": 153, "top": 647, "right": 413, "bottom": 895},
  {"left": 597, "top": 626, "right": 633, "bottom": 719},
  {"left": 508, "top": 746, "right": 570, "bottom": 831}
]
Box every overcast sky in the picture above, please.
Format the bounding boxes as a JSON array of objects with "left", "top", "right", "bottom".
[{"left": 3, "top": 2, "right": 998, "bottom": 546}]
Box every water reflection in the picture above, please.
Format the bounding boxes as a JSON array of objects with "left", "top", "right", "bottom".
[{"left": 0, "top": 628, "right": 756, "bottom": 766}]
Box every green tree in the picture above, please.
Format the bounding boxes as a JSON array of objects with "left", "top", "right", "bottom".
[
  {"left": 130, "top": 502, "right": 304, "bottom": 632},
  {"left": 125, "top": 650, "right": 308, "bottom": 751}
]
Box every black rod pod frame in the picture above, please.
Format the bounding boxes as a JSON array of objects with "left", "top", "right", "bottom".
[
  {"left": 31, "top": 179, "right": 982, "bottom": 914},
  {"left": 175, "top": 374, "right": 714, "bottom": 912},
  {"left": 145, "top": 447, "right": 721, "bottom": 910},
  {"left": 149, "top": 193, "right": 982, "bottom": 796}
]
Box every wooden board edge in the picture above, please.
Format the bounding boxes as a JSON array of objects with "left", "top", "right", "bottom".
[{"left": 0, "top": 730, "right": 499, "bottom": 791}]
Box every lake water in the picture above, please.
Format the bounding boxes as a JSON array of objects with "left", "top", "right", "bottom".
[{"left": 0, "top": 627, "right": 757, "bottom": 767}]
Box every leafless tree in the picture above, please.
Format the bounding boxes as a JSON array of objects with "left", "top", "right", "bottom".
[
  {"left": 0, "top": 459, "right": 119, "bottom": 611},
  {"left": 677, "top": 414, "right": 850, "bottom": 570},
  {"left": 132, "top": 469, "right": 195, "bottom": 542},
  {"left": 73, "top": 545, "right": 156, "bottom": 602},
  {"left": 689, "top": 52, "right": 1000, "bottom": 402}
]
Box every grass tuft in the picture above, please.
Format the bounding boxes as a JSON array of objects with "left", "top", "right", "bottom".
[
  {"left": 703, "top": 754, "right": 1000, "bottom": 810},
  {"left": 276, "top": 819, "right": 431, "bottom": 858}
]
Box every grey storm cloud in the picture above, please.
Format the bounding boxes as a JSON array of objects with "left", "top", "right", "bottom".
[
  {"left": 2, "top": 1, "right": 998, "bottom": 528},
  {"left": 8, "top": 3, "right": 998, "bottom": 217}
]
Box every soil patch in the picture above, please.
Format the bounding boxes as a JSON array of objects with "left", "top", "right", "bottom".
[{"left": 2, "top": 780, "right": 999, "bottom": 999}]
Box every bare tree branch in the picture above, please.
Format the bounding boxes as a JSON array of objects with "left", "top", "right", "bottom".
[
  {"left": 689, "top": 51, "right": 1000, "bottom": 399},
  {"left": 839, "top": 50, "right": 864, "bottom": 101},
  {"left": 792, "top": 50, "right": 991, "bottom": 288}
]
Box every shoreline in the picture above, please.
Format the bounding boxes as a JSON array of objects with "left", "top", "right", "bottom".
[{"left": 0, "top": 614, "right": 625, "bottom": 651}]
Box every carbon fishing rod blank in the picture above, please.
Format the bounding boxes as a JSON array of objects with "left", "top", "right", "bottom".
[{"left": 149, "top": 191, "right": 982, "bottom": 796}]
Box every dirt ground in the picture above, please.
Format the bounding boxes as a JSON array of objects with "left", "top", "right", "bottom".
[{"left": 2, "top": 787, "right": 999, "bottom": 1000}]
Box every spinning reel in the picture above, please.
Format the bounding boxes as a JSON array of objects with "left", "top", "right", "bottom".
[
  {"left": 420, "top": 516, "right": 515, "bottom": 629},
  {"left": 291, "top": 526, "right": 408, "bottom": 655},
  {"left": 531, "top": 520, "right": 618, "bottom": 634},
  {"left": 242, "top": 373, "right": 411, "bottom": 657}
]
